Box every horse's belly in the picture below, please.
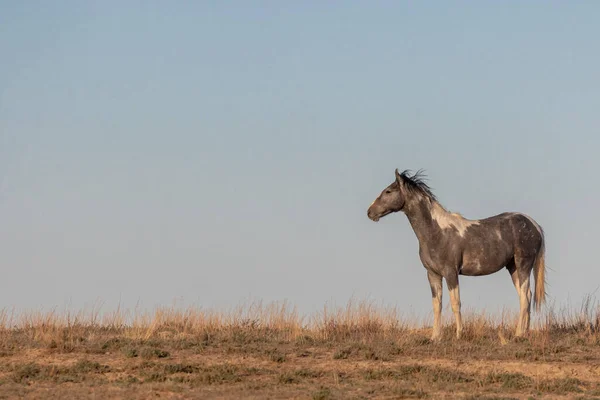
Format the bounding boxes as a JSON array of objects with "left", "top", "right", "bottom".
[
  {"left": 460, "top": 241, "right": 513, "bottom": 276},
  {"left": 460, "top": 261, "right": 505, "bottom": 276}
]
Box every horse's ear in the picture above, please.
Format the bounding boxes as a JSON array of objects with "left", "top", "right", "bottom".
[{"left": 395, "top": 169, "right": 403, "bottom": 185}]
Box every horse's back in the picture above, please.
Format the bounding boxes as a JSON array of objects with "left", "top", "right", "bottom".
[{"left": 480, "top": 211, "right": 544, "bottom": 256}]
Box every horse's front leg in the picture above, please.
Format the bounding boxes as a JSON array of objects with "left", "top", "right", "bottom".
[
  {"left": 427, "top": 270, "right": 443, "bottom": 341},
  {"left": 447, "top": 273, "right": 463, "bottom": 339}
]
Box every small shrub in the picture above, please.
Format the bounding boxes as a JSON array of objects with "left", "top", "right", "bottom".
[
  {"left": 192, "top": 364, "right": 241, "bottom": 385},
  {"left": 296, "top": 334, "right": 316, "bottom": 345},
  {"left": 70, "top": 359, "right": 110, "bottom": 374},
  {"left": 333, "top": 347, "right": 353, "bottom": 360},
  {"left": 12, "top": 363, "right": 42, "bottom": 383},
  {"left": 164, "top": 363, "right": 197, "bottom": 374},
  {"left": 144, "top": 372, "right": 167, "bottom": 382},
  {"left": 538, "top": 377, "right": 584, "bottom": 394},
  {"left": 122, "top": 347, "right": 139, "bottom": 358},
  {"left": 295, "top": 368, "right": 323, "bottom": 379},
  {"left": 312, "top": 386, "right": 332, "bottom": 400},
  {"left": 101, "top": 338, "right": 131, "bottom": 351},
  {"left": 363, "top": 368, "right": 397, "bottom": 380},
  {"left": 484, "top": 372, "right": 532, "bottom": 390},
  {"left": 268, "top": 351, "right": 286, "bottom": 363},
  {"left": 140, "top": 347, "right": 169, "bottom": 359},
  {"left": 278, "top": 373, "right": 300, "bottom": 384},
  {"left": 393, "top": 387, "right": 429, "bottom": 399}
]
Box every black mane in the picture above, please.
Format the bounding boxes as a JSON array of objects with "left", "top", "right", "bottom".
[{"left": 399, "top": 169, "right": 437, "bottom": 201}]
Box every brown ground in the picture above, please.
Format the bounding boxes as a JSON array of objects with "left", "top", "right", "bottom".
[{"left": 1, "top": 302, "right": 600, "bottom": 399}]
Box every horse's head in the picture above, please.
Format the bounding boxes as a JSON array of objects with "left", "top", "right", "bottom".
[{"left": 367, "top": 169, "right": 408, "bottom": 222}]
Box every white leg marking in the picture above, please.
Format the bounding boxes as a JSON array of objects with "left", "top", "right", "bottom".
[
  {"left": 449, "top": 286, "right": 463, "bottom": 339},
  {"left": 428, "top": 272, "right": 443, "bottom": 341},
  {"left": 518, "top": 279, "right": 531, "bottom": 335}
]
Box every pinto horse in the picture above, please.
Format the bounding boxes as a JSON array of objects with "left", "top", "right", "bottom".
[{"left": 367, "top": 169, "right": 546, "bottom": 340}]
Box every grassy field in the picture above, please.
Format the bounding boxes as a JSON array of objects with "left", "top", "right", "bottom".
[{"left": 1, "top": 298, "right": 600, "bottom": 399}]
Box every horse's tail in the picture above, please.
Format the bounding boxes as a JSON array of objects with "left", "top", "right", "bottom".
[{"left": 533, "top": 226, "right": 546, "bottom": 312}]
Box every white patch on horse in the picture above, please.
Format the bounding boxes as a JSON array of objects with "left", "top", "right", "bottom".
[
  {"left": 431, "top": 202, "right": 479, "bottom": 237},
  {"left": 495, "top": 230, "right": 502, "bottom": 240}
]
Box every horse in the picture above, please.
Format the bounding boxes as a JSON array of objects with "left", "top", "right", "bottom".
[{"left": 367, "top": 169, "right": 546, "bottom": 341}]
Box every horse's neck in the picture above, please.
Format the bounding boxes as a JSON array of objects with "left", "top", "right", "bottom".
[{"left": 405, "top": 199, "right": 451, "bottom": 244}]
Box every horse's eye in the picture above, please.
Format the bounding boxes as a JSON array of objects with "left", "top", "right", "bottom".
[{"left": 385, "top": 190, "right": 392, "bottom": 194}]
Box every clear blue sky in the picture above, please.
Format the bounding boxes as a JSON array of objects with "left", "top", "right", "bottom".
[{"left": 1, "top": 2, "right": 599, "bottom": 317}]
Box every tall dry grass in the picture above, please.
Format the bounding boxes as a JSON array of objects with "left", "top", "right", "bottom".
[{"left": 1, "top": 295, "right": 600, "bottom": 351}]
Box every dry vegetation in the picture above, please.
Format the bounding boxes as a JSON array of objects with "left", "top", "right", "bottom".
[{"left": 2, "top": 298, "right": 600, "bottom": 399}]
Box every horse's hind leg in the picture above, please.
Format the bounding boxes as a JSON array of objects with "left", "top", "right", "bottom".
[{"left": 508, "top": 258, "right": 533, "bottom": 336}]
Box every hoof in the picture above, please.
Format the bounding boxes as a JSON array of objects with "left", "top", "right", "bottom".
[
  {"left": 513, "top": 335, "right": 530, "bottom": 343},
  {"left": 430, "top": 334, "right": 442, "bottom": 343},
  {"left": 514, "top": 329, "right": 528, "bottom": 338}
]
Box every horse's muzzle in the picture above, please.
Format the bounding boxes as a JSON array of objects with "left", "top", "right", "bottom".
[{"left": 367, "top": 210, "right": 380, "bottom": 222}]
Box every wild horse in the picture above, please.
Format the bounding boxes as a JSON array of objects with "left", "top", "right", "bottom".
[{"left": 367, "top": 169, "right": 546, "bottom": 340}]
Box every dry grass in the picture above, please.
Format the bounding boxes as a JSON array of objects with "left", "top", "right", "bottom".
[{"left": 1, "top": 296, "right": 600, "bottom": 399}]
